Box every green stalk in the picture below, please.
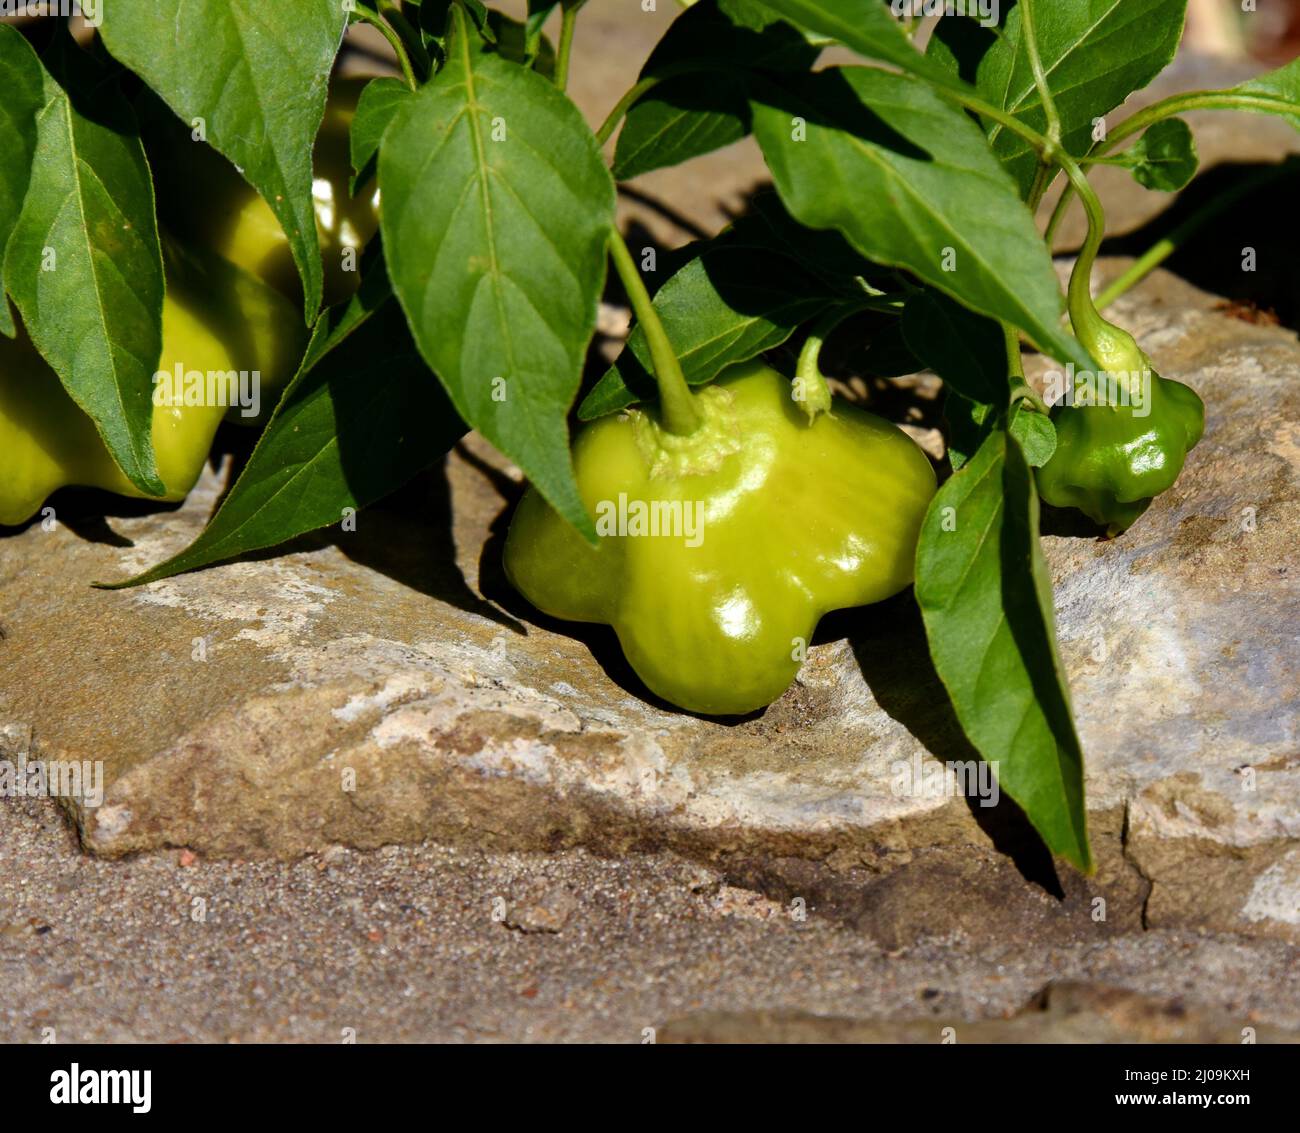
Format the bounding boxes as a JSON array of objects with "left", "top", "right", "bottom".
[
  {"left": 794, "top": 308, "right": 857, "bottom": 422},
  {"left": 554, "top": 0, "right": 588, "bottom": 93},
  {"left": 377, "top": 0, "right": 432, "bottom": 80},
  {"left": 1019, "top": 1, "right": 1062, "bottom": 152},
  {"left": 352, "top": 3, "right": 418, "bottom": 91},
  {"left": 608, "top": 229, "right": 701, "bottom": 435}
]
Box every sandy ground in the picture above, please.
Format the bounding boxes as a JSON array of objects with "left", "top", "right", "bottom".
[{"left": 2, "top": 794, "right": 1296, "bottom": 1043}]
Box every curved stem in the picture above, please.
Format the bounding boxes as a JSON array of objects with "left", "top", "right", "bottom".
[
  {"left": 1059, "top": 152, "right": 1111, "bottom": 354},
  {"left": 1046, "top": 89, "right": 1293, "bottom": 247},
  {"left": 794, "top": 308, "right": 857, "bottom": 421},
  {"left": 608, "top": 229, "right": 701, "bottom": 435},
  {"left": 1009, "top": 382, "right": 1050, "bottom": 415},
  {"left": 352, "top": 4, "right": 417, "bottom": 90},
  {"left": 377, "top": 0, "right": 431, "bottom": 80}
]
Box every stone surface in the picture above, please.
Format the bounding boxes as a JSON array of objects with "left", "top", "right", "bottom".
[{"left": 0, "top": 264, "right": 1295, "bottom": 955}]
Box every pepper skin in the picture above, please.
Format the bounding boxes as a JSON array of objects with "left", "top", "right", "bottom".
[
  {"left": 503, "top": 360, "right": 937, "bottom": 716},
  {"left": 0, "top": 240, "right": 305, "bottom": 527},
  {"left": 1036, "top": 323, "right": 1204, "bottom": 536},
  {"left": 0, "top": 81, "right": 379, "bottom": 526},
  {"left": 149, "top": 78, "right": 379, "bottom": 308}
]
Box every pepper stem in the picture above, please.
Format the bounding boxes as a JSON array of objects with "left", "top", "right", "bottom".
[
  {"left": 794, "top": 309, "right": 854, "bottom": 422},
  {"left": 608, "top": 229, "right": 701, "bottom": 436}
]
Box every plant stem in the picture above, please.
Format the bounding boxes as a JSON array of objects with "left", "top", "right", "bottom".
[
  {"left": 555, "top": 1, "right": 586, "bottom": 93},
  {"left": 933, "top": 86, "right": 1109, "bottom": 357},
  {"left": 1093, "top": 160, "right": 1295, "bottom": 311},
  {"left": 1045, "top": 88, "right": 1294, "bottom": 246},
  {"left": 1019, "top": 0, "right": 1062, "bottom": 151},
  {"left": 794, "top": 308, "right": 857, "bottom": 421},
  {"left": 1002, "top": 322, "right": 1026, "bottom": 380},
  {"left": 352, "top": 3, "right": 418, "bottom": 90},
  {"left": 377, "top": 0, "right": 431, "bottom": 80},
  {"left": 607, "top": 229, "right": 701, "bottom": 435}
]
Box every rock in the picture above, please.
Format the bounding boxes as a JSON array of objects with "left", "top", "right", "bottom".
[
  {"left": 503, "top": 886, "right": 578, "bottom": 934},
  {"left": 0, "top": 263, "right": 1294, "bottom": 951}
]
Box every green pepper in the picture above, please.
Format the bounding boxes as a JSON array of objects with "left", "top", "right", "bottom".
[
  {"left": 0, "top": 238, "right": 305, "bottom": 527},
  {"left": 503, "top": 359, "right": 937, "bottom": 716},
  {"left": 1036, "top": 315, "right": 1204, "bottom": 537},
  {"left": 0, "top": 81, "right": 377, "bottom": 527}
]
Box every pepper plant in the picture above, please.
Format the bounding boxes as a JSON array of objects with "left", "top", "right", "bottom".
[{"left": 1, "top": 0, "right": 1296, "bottom": 872}]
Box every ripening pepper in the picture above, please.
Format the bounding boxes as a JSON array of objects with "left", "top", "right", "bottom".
[
  {"left": 0, "top": 238, "right": 304, "bottom": 527},
  {"left": 0, "top": 81, "right": 378, "bottom": 526},
  {"left": 1036, "top": 312, "right": 1204, "bottom": 536},
  {"left": 503, "top": 359, "right": 937, "bottom": 716},
  {"left": 148, "top": 77, "right": 379, "bottom": 309}
]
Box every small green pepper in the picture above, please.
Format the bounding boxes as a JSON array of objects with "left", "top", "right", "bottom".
[
  {"left": 1036, "top": 319, "right": 1204, "bottom": 536},
  {"left": 503, "top": 359, "right": 937, "bottom": 716}
]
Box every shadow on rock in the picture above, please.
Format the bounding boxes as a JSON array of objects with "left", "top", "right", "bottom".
[
  {"left": 837, "top": 591, "right": 1065, "bottom": 898},
  {"left": 1101, "top": 158, "right": 1300, "bottom": 332}
]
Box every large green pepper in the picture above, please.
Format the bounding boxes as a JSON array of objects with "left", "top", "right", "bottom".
[
  {"left": 504, "top": 360, "right": 937, "bottom": 716},
  {"left": 1036, "top": 316, "right": 1204, "bottom": 536}
]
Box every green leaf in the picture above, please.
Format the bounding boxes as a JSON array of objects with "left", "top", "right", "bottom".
[
  {"left": 1008, "top": 401, "right": 1056, "bottom": 467},
  {"left": 380, "top": 6, "right": 614, "bottom": 542},
  {"left": 419, "top": 0, "right": 494, "bottom": 52},
  {"left": 0, "top": 26, "right": 44, "bottom": 339},
  {"left": 915, "top": 427, "right": 1091, "bottom": 871},
  {"left": 615, "top": 74, "right": 753, "bottom": 181},
  {"left": 946, "top": 0, "right": 1188, "bottom": 196},
  {"left": 613, "top": 0, "right": 819, "bottom": 180},
  {"left": 350, "top": 77, "right": 413, "bottom": 193},
  {"left": 750, "top": 66, "right": 1092, "bottom": 371},
  {"left": 903, "top": 290, "right": 1009, "bottom": 471},
  {"left": 525, "top": 0, "right": 561, "bottom": 48},
  {"left": 99, "top": 0, "right": 348, "bottom": 321},
  {"left": 98, "top": 263, "right": 464, "bottom": 590},
  {"left": 3, "top": 30, "right": 165, "bottom": 495},
  {"left": 1231, "top": 57, "right": 1300, "bottom": 131},
  {"left": 751, "top": 0, "right": 966, "bottom": 90},
  {"left": 901, "top": 289, "right": 1008, "bottom": 406},
  {"left": 942, "top": 390, "right": 994, "bottom": 472},
  {"left": 1107, "top": 118, "right": 1198, "bottom": 192}
]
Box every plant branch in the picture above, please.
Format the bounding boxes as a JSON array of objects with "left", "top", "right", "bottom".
[
  {"left": 377, "top": 0, "right": 431, "bottom": 80},
  {"left": 607, "top": 229, "right": 701, "bottom": 435}
]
